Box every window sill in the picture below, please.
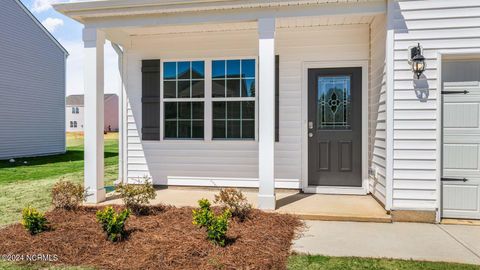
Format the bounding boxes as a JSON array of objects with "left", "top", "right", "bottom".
[{"left": 141, "top": 139, "right": 258, "bottom": 144}]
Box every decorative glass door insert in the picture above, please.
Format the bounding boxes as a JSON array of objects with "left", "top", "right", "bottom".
[{"left": 317, "top": 76, "right": 351, "bottom": 129}]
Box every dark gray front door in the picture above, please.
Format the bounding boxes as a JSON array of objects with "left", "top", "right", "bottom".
[{"left": 308, "top": 68, "right": 362, "bottom": 187}]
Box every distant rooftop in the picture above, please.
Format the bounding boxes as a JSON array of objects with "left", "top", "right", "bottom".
[{"left": 66, "top": 94, "right": 118, "bottom": 106}]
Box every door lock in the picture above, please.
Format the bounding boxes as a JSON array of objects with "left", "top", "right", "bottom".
[{"left": 308, "top": 121, "right": 314, "bottom": 130}]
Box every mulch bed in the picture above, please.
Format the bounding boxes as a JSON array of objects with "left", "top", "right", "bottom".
[{"left": 0, "top": 205, "right": 303, "bottom": 270}]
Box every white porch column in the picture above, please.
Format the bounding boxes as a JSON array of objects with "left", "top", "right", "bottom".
[
  {"left": 83, "top": 28, "right": 106, "bottom": 203},
  {"left": 258, "top": 18, "right": 276, "bottom": 210}
]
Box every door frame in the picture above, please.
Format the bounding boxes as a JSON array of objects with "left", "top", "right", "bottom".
[
  {"left": 436, "top": 49, "right": 480, "bottom": 222},
  {"left": 301, "top": 60, "right": 369, "bottom": 194}
]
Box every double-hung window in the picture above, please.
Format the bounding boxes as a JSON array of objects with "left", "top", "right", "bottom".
[
  {"left": 163, "top": 61, "right": 205, "bottom": 139},
  {"left": 161, "top": 58, "right": 256, "bottom": 141},
  {"left": 211, "top": 59, "right": 256, "bottom": 140}
]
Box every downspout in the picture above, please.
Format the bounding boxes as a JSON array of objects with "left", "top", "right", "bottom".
[
  {"left": 112, "top": 42, "right": 125, "bottom": 184},
  {"left": 385, "top": 0, "right": 395, "bottom": 211}
]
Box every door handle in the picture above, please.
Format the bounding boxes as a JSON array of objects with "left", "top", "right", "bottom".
[
  {"left": 441, "top": 177, "right": 468, "bottom": 182},
  {"left": 308, "top": 132, "right": 313, "bottom": 138},
  {"left": 441, "top": 90, "right": 469, "bottom": 95}
]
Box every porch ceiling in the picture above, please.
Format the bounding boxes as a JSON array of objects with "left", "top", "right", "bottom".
[{"left": 120, "top": 15, "right": 375, "bottom": 36}]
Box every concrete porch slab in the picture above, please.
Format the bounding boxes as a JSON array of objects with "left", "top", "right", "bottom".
[
  {"left": 275, "top": 193, "right": 391, "bottom": 223},
  {"left": 102, "top": 188, "right": 391, "bottom": 222}
]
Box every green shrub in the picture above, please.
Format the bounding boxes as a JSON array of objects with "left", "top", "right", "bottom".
[
  {"left": 51, "top": 180, "right": 85, "bottom": 210},
  {"left": 21, "top": 206, "right": 49, "bottom": 235},
  {"left": 193, "top": 199, "right": 231, "bottom": 247},
  {"left": 206, "top": 210, "right": 231, "bottom": 247},
  {"left": 214, "top": 188, "right": 252, "bottom": 221},
  {"left": 192, "top": 199, "right": 214, "bottom": 227},
  {"left": 96, "top": 206, "right": 130, "bottom": 242},
  {"left": 116, "top": 177, "right": 156, "bottom": 215}
]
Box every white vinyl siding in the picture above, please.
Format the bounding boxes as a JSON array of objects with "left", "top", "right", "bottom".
[
  {"left": 369, "top": 14, "right": 387, "bottom": 205},
  {"left": 391, "top": 0, "right": 480, "bottom": 211},
  {"left": 124, "top": 24, "right": 370, "bottom": 187},
  {"left": 0, "top": 0, "right": 66, "bottom": 159}
]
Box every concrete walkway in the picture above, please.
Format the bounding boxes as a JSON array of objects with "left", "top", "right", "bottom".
[{"left": 293, "top": 220, "right": 480, "bottom": 265}]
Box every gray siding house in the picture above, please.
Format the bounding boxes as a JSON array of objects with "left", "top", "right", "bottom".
[{"left": 0, "top": 0, "right": 68, "bottom": 159}]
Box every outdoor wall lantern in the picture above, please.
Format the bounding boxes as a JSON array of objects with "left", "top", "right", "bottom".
[{"left": 409, "top": 43, "right": 426, "bottom": 79}]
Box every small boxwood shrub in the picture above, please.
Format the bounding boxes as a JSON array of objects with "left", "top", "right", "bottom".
[
  {"left": 193, "top": 199, "right": 231, "bottom": 247},
  {"left": 214, "top": 188, "right": 252, "bottom": 221},
  {"left": 21, "top": 206, "right": 49, "bottom": 235},
  {"left": 116, "top": 177, "right": 156, "bottom": 215},
  {"left": 206, "top": 210, "right": 231, "bottom": 247},
  {"left": 96, "top": 206, "right": 130, "bottom": 242},
  {"left": 51, "top": 180, "right": 85, "bottom": 210},
  {"left": 193, "top": 199, "right": 214, "bottom": 227}
]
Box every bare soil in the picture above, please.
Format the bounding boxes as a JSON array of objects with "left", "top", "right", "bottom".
[{"left": 0, "top": 206, "right": 302, "bottom": 270}]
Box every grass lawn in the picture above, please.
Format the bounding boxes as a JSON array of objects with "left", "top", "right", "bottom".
[
  {"left": 1, "top": 255, "right": 478, "bottom": 270},
  {"left": 0, "top": 132, "right": 118, "bottom": 226},
  {"left": 0, "top": 262, "right": 93, "bottom": 270},
  {"left": 288, "top": 255, "right": 480, "bottom": 270}
]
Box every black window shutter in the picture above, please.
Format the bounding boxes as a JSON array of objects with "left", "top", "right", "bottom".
[
  {"left": 275, "top": 55, "right": 280, "bottom": 142},
  {"left": 141, "top": 60, "right": 161, "bottom": 141}
]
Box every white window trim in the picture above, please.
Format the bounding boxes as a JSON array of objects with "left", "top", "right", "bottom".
[
  {"left": 161, "top": 60, "right": 206, "bottom": 140},
  {"left": 159, "top": 57, "right": 259, "bottom": 143}
]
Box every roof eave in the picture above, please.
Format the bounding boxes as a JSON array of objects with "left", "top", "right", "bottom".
[
  {"left": 53, "top": 0, "right": 242, "bottom": 21},
  {"left": 53, "top": 0, "right": 385, "bottom": 24}
]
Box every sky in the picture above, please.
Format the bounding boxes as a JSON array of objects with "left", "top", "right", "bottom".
[{"left": 19, "top": 0, "right": 120, "bottom": 96}]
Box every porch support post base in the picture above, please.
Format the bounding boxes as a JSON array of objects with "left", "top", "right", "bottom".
[
  {"left": 258, "top": 194, "right": 276, "bottom": 210},
  {"left": 83, "top": 27, "right": 106, "bottom": 204},
  {"left": 258, "top": 17, "right": 276, "bottom": 210},
  {"left": 85, "top": 188, "right": 106, "bottom": 205}
]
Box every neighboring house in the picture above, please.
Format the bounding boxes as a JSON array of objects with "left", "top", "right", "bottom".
[
  {"left": 0, "top": 0, "right": 68, "bottom": 159},
  {"left": 66, "top": 94, "right": 119, "bottom": 132},
  {"left": 55, "top": 0, "right": 480, "bottom": 222}
]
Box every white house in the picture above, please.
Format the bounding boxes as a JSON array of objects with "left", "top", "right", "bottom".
[
  {"left": 0, "top": 0, "right": 68, "bottom": 159},
  {"left": 66, "top": 94, "right": 119, "bottom": 132},
  {"left": 54, "top": 0, "right": 480, "bottom": 222}
]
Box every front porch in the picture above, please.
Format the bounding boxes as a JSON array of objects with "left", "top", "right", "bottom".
[
  {"left": 102, "top": 188, "right": 391, "bottom": 223},
  {"left": 54, "top": 0, "right": 390, "bottom": 214}
]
